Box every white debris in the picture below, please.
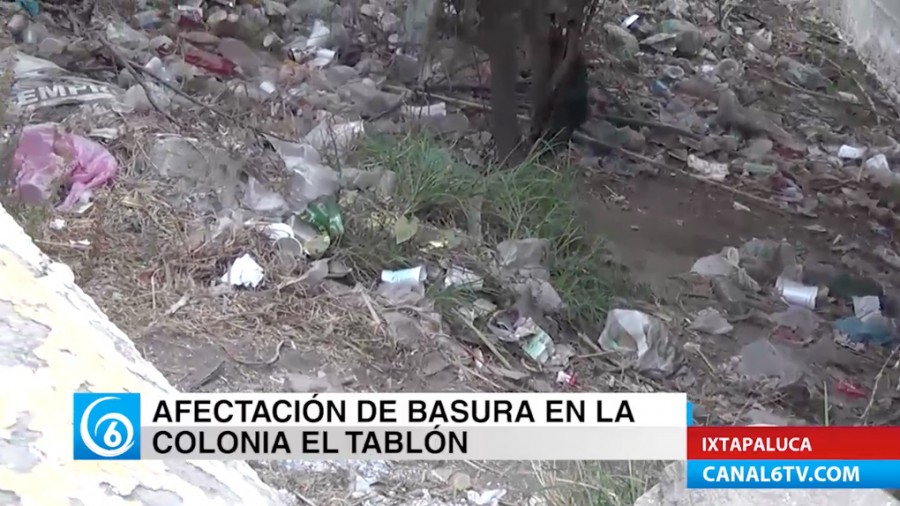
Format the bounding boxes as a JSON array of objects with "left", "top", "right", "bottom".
[
  {"left": 467, "top": 489, "right": 507, "bottom": 506},
  {"left": 221, "top": 253, "right": 264, "bottom": 288},
  {"left": 837, "top": 144, "right": 866, "bottom": 159},
  {"left": 687, "top": 154, "right": 729, "bottom": 181}
]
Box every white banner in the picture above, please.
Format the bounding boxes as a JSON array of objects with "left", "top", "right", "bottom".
[{"left": 72, "top": 392, "right": 687, "bottom": 461}]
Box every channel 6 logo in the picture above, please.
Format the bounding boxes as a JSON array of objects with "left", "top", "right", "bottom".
[{"left": 73, "top": 393, "right": 141, "bottom": 460}]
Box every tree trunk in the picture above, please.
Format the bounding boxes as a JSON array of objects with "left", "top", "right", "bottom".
[
  {"left": 479, "top": 0, "right": 524, "bottom": 166},
  {"left": 524, "top": 1, "right": 552, "bottom": 142},
  {"left": 0, "top": 203, "right": 290, "bottom": 505}
]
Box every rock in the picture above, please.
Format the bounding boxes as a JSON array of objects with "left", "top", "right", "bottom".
[
  {"left": 288, "top": 0, "right": 337, "bottom": 21},
  {"left": 360, "top": 3, "right": 379, "bottom": 17},
  {"left": 415, "top": 113, "right": 470, "bottom": 135},
  {"left": 355, "top": 56, "right": 385, "bottom": 77},
  {"left": 337, "top": 40, "right": 363, "bottom": 66},
  {"left": 658, "top": 19, "right": 703, "bottom": 56},
  {"left": 7, "top": 13, "right": 28, "bottom": 35},
  {"left": 124, "top": 83, "right": 171, "bottom": 112},
  {"left": 776, "top": 55, "right": 828, "bottom": 91},
  {"left": 716, "top": 90, "right": 803, "bottom": 151},
  {"left": 150, "top": 35, "right": 175, "bottom": 53},
  {"left": 167, "top": 59, "right": 198, "bottom": 81},
  {"left": 65, "top": 40, "right": 93, "bottom": 60},
  {"left": 207, "top": 9, "right": 229, "bottom": 26},
  {"left": 749, "top": 28, "right": 773, "bottom": 52},
  {"left": 37, "top": 37, "right": 66, "bottom": 57},
  {"left": 264, "top": 0, "right": 288, "bottom": 16},
  {"left": 337, "top": 81, "right": 403, "bottom": 117},
  {"left": 324, "top": 65, "right": 359, "bottom": 86},
  {"left": 740, "top": 138, "right": 773, "bottom": 161},
  {"left": 182, "top": 31, "right": 221, "bottom": 45},
  {"left": 738, "top": 339, "right": 805, "bottom": 387},
  {"left": 604, "top": 23, "right": 639, "bottom": 60},
  {"left": 388, "top": 53, "right": 420, "bottom": 83},
  {"left": 381, "top": 11, "right": 402, "bottom": 33},
  {"left": 218, "top": 38, "right": 259, "bottom": 75}
]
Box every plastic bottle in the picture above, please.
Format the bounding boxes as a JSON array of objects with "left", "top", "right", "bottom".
[{"left": 144, "top": 57, "right": 176, "bottom": 85}]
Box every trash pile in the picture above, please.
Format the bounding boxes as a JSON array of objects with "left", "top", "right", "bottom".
[
  {"left": 570, "top": 0, "right": 900, "bottom": 427},
  {"left": 0, "top": 1, "right": 619, "bottom": 503},
  {"left": 6, "top": 0, "right": 900, "bottom": 500}
]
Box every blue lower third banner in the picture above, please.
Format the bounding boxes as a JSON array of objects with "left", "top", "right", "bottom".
[{"left": 687, "top": 460, "right": 899, "bottom": 489}]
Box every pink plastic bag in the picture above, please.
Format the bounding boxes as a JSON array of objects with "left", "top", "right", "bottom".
[{"left": 14, "top": 123, "right": 118, "bottom": 210}]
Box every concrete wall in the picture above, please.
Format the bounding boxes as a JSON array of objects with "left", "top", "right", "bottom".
[
  {"left": 0, "top": 202, "right": 291, "bottom": 505},
  {"left": 819, "top": 0, "right": 900, "bottom": 103}
]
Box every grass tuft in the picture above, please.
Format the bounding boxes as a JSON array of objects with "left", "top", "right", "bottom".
[
  {"left": 343, "top": 131, "right": 623, "bottom": 329},
  {"left": 531, "top": 461, "right": 662, "bottom": 506}
]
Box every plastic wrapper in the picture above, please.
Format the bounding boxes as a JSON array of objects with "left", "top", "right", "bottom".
[{"left": 8, "top": 51, "right": 126, "bottom": 115}]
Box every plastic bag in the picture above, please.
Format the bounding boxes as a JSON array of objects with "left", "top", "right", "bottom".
[
  {"left": 14, "top": 123, "right": 118, "bottom": 210},
  {"left": 9, "top": 50, "right": 125, "bottom": 114}
]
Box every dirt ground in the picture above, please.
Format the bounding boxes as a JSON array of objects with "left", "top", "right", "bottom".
[{"left": 7, "top": 0, "right": 900, "bottom": 504}]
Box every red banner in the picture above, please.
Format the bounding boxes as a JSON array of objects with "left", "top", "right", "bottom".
[{"left": 688, "top": 426, "right": 900, "bottom": 460}]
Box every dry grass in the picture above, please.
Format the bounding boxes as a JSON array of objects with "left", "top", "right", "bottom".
[
  {"left": 0, "top": 126, "right": 398, "bottom": 393},
  {"left": 531, "top": 461, "right": 663, "bottom": 506}
]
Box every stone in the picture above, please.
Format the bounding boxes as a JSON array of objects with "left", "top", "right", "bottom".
[
  {"left": 658, "top": 19, "right": 703, "bottom": 56},
  {"left": 7, "top": 13, "right": 28, "bottom": 35},
  {"left": 218, "top": 38, "right": 259, "bottom": 75},
  {"left": 264, "top": 0, "right": 288, "bottom": 16},
  {"left": 150, "top": 35, "right": 175, "bottom": 53},
  {"left": 338, "top": 81, "right": 403, "bottom": 117},
  {"left": 181, "top": 31, "right": 220, "bottom": 45},
  {"left": 604, "top": 23, "right": 639, "bottom": 60},
  {"left": 356, "top": 56, "right": 385, "bottom": 77},
  {"left": 740, "top": 138, "right": 774, "bottom": 161},
  {"left": 380, "top": 11, "right": 402, "bottom": 33},
  {"left": 324, "top": 65, "right": 359, "bottom": 86},
  {"left": 388, "top": 53, "right": 420, "bottom": 83},
  {"left": 36, "top": 37, "right": 66, "bottom": 57},
  {"left": 288, "top": 0, "right": 337, "bottom": 21}
]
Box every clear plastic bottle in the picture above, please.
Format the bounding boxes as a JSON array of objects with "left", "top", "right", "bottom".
[{"left": 144, "top": 57, "right": 176, "bottom": 86}]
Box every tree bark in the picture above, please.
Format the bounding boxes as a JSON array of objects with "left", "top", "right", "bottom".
[
  {"left": 0, "top": 203, "right": 290, "bottom": 505},
  {"left": 524, "top": 2, "right": 552, "bottom": 142},
  {"left": 479, "top": 0, "right": 525, "bottom": 166}
]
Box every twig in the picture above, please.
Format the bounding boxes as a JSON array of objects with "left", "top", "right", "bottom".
[
  {"left": 861, "top": 345, "right": 900, "bottom": 424},
  {"left": 293, "top": 491, "right": 318, "bottom": 506},
  {"left": 356, "top": 285, "right": 384, "bottom": 327},
  {"left": 99, "top": 38, "right": 179, "bottom": 125},
  {"left": 457, "top": 310, "right": 513, "bottom": 369},
  {"left": 182, "top": 360, "right": 225, "bottom": 392},
  {"left": 748, "top": 69, "right": 885, "bottom": 120},
  {"left": 220, "top": 339, "right": 286, "bottom": 366},
  {"left": 572, "top": 130, "right": 790, "bottom": 214},
  {"left": 115, "top": 51, "right": 296, "bottom": 143},
  {"left": 391, "top": 84, "right": 788, "bottom": 214},
  {"left": 578, "top": 332, "right": 605, "bottom": 355},
  {"left": 596, "top": 114, "right": 702, "bottom": 139},
  {"left": 684, "top": 342, "right": 718, "bottom": 377},
  {"left": 852, "top": 75, "right": 880, "bottom": 125}
]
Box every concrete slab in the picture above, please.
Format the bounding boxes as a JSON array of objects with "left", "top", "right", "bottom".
[{"left": 819, "top": 0, "right": 900, "bottom": 104}]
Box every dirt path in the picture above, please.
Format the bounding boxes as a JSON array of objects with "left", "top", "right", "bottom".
[{"left": 576, "top": 0, "right": 900, "bottom": 430}]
